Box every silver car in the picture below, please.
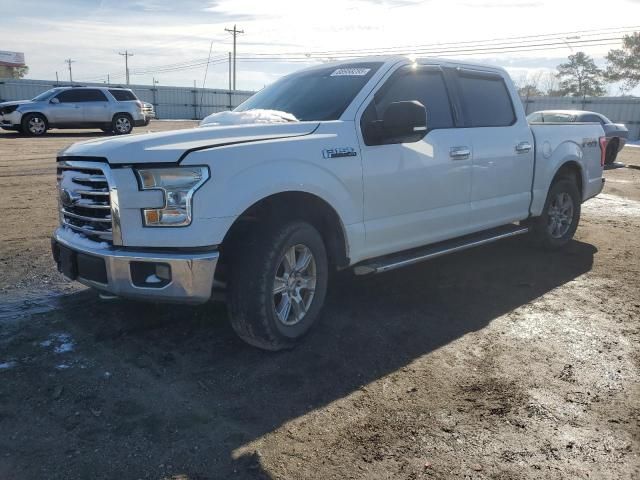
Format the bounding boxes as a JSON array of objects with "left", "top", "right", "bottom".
[
  {"left": 0, "top": 86, "right": 146, "bottom": 136},
  {"left": 527, "top": 110, "right": 629, "bottom": 164}
]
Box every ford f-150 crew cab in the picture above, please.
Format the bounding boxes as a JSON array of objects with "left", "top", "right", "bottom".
[{"left": 51, "top": 56, "right": 606, "bottom": 350}]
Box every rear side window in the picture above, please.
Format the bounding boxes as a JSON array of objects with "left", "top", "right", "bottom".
[
  {"left": 364, "top": 66, "right": 454, "bottom": 130},
  {"left": 457, "top": 71, "right": 515, "bottom": 127},
  {"left": 109, "top": 89, "right": 138, "bottom": 101}
]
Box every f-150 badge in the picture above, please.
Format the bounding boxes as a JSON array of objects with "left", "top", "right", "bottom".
[{"left": 322, "top": 147, "right": 358, "bottom": 159}]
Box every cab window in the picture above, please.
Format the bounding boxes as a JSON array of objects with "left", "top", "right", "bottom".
[{"left": 361, "top": 66, "right": 454, "bottom": 132}]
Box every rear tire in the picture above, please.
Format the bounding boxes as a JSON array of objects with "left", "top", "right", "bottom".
[
  {"left": 21, "top": 113, "right": 47, "bottom": 136},
  {"left": 112, "top": 114, "right": 133, "bottom": 135},
  {"left": 227, "top": 221, "right": 329, "bottom": 350},
  {"left": 530, "top": 177, "right": 581, "bottom": 249}
]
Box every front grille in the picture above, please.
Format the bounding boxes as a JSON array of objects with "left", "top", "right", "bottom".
[{"left": 57, "top": 164, "right": 113, "bottom": 244}]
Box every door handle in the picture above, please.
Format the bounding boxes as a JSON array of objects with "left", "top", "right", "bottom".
[
  {"left": 515, "top": 141, "right": 532, "bottom": 153},
  {"left": 450, "top": 146, "right": 471, "bottom": 160}
]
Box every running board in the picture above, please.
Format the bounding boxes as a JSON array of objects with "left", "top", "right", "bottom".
[{"left": 353, "top": 224, "right": 530, "bottom": 275}]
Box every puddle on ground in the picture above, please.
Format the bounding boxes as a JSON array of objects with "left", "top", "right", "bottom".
[{"left": 0, "top": 289, "right": 95, "bottom": 323}]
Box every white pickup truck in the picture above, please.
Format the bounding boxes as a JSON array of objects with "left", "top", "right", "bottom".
[{"left": 52, "top": 56, "right": 606, "bottom": 350}]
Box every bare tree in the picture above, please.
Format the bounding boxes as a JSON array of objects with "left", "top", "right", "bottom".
[{"left": 540, "top": 71, "right": 560, "bottom": 95}]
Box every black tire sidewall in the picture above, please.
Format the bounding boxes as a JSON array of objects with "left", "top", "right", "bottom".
[
  {"left": 228, "top": 221, "right": 329, "bottom": 349},
  {"left": 536, "top": 178, "right": 581, "bottom": 248},
  {"left": 112, "top": 114, "right": 133, "bottom": 135}
]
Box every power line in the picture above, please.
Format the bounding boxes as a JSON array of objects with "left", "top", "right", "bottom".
[{"left": 75, "top": 25, "right": 639, "bottom": 84}]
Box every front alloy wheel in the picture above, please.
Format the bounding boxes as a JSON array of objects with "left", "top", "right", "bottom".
[
  {"left": 227, "top": 221, "right": 329, "bottom": 350},
  {"left": 273, "top": 244, "right": 317, "bottom": 326},
  {"left": 23, "top": 114, "right": 47, "bottom": 136}
]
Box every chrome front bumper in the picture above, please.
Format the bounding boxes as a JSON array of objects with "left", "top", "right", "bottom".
[{"left": 52, "top": 227, "right": 219, "bottom": 304}]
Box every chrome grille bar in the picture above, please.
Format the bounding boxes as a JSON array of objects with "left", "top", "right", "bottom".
[{"left": 57, "top": 162, "right": 114, "bottom": 244}]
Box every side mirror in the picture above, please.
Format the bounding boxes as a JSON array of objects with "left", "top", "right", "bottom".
[
  {"left": 381, "top": 101, "right": 427, "bottom": 142},
  {"left": 50, "top": 97, "right": 60, "bottom": 104}
]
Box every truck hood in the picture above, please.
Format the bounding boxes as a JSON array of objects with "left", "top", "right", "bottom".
[
  {"left": 0, "top": 100, "right": 30, "bottom": 109},
  {"left": 59, "top": 122, "right": 320, "bottom": 164}
]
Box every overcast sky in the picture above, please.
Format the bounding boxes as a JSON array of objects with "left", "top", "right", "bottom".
[{"left": 3, "top": 0, "right": 640, "bottom": 93}]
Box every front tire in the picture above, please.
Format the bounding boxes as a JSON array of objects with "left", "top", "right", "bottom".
[
  {"left": 21, "top": 113, "right": 47, "bottom": 136},
  {"left": 227, "top": 221, "right": 329, "bottom": 350},
  {"left": 112, "top": 114, "right": 133, "bottom": 135},
  {"left": 530, "top": 177, "right": 581, "bottom": 249}
]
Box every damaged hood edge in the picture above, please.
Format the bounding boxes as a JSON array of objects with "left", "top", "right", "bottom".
[{"left": 59, "top": 121, "right": 320, "bottom": 165}]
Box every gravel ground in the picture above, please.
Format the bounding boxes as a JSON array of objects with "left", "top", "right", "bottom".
[{"left": 0, "top": 123, "right": 638, "bottom": 479}]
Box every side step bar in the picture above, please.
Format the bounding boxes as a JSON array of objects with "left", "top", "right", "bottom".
[{"left": 353, "top": 224, "right": 530, "bottom": 275}]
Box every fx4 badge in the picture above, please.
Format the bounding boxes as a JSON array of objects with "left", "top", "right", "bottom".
[{"left": 322, "top": 147, "right": 358, "bottom": 159}]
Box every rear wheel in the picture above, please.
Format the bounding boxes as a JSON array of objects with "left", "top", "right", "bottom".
[
  {"left": 21, "top": 113, "right": 47, "bottom": 136},
  {"left": 530, "top": 177, "right": 581, "bottom": 249},
  {"left": 112, "top": 114, "right": 133, "bottom": 135},
  {"left": 227, "top": 221, "right": 329, "bottom": 350}
]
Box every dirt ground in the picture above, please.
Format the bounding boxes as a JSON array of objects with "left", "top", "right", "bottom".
[{"left": 0, "top": 123, "right": 638, "bottom": 480}]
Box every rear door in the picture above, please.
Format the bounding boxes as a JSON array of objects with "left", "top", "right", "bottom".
[
  {"left": 453, "top": 68, "right": 535, "bottom": 229},
  {"left": 358, "top": 64, "right": 473, "bottom": 259},
  {"left": 79, "top": 89, "right": 111, "bottom": 123}
]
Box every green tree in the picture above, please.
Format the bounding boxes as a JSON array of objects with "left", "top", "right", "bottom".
[
  {"left": 605, "top": 32, "right": 640, "bottom": 94},
  {"left": 556, "top": 52, "right": 606, "bottom": 97},
  {"left": 11, "top": 66, "right": 29, "bottom": 79}
]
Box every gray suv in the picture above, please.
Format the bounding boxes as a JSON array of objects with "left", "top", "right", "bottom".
[{"left": 0, "top": 86, "right": 146, "bottom": 136}]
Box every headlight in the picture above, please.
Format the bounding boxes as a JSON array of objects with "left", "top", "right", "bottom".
[{"left": 136, "top": 166, "right": 209, "bottom": 227}]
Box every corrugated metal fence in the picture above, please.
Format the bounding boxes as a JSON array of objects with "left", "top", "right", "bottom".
[
  {"left": 0, "top": 78, "right": 254, "bottom": 120},
  {"left": 2, "top": 78, "right": 639, "bottom": 139}
]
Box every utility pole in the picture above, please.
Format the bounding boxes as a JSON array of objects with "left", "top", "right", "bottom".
[
  {"left": 65, "top": 59, "right": 75, "bottom": 82},
  {"left": 225, "top": 24, "right": 244, "bottom": 90},
  {"left": 228, "top": 52, "right": 232, "bottom": 91},
  {"left": 55, "top": 71, "right": 59, "bottom": 85},
  {"left": 118, "top": 50, "right": 134, "bottom": 85},
  {"left": 107, "top": 74, "right": 110, "bottom": 85}
]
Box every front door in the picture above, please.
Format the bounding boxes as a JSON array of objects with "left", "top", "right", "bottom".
[
  {"left": 358, "top": 64, "right": 473, "bottom": 260},
  {"left": 48, "top": 89, "right": 84, "bottom": 124}
]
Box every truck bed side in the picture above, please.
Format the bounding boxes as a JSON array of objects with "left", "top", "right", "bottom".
[{"left": 529, "top": 123, "right": 605, "bottom": 217}]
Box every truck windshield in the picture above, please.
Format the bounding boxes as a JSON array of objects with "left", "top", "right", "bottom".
[
  {"left": 31, "top": 89, "right": 61, "bottom": 102},
  {"left": 235, "top": 62, "right": 382, "bottom": 121}
]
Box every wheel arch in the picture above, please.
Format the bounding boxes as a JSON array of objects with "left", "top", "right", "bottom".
[
  {"left": 217, "top": 191, "right": 350, "bottom": 283},
  {"left": 552, "top": 160, "right": 584, "bottom": 197},
  {"left": 21, "top": 110, "right": 50, "bottom": 126},
  {"left": 112, "top": 111, "right": 133, "bottom": 121}
]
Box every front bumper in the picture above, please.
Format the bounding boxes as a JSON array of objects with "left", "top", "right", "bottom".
[
  {"left": 51, "top": 227, "right": 219, "bottom": 304},
  {"left": 0, "top": 110, "right": 22, "bottom": 128}
]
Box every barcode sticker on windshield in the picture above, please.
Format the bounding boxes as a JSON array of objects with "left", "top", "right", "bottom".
[{"left": 330, "top": 68, "right": 371, "bottom": 77}]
